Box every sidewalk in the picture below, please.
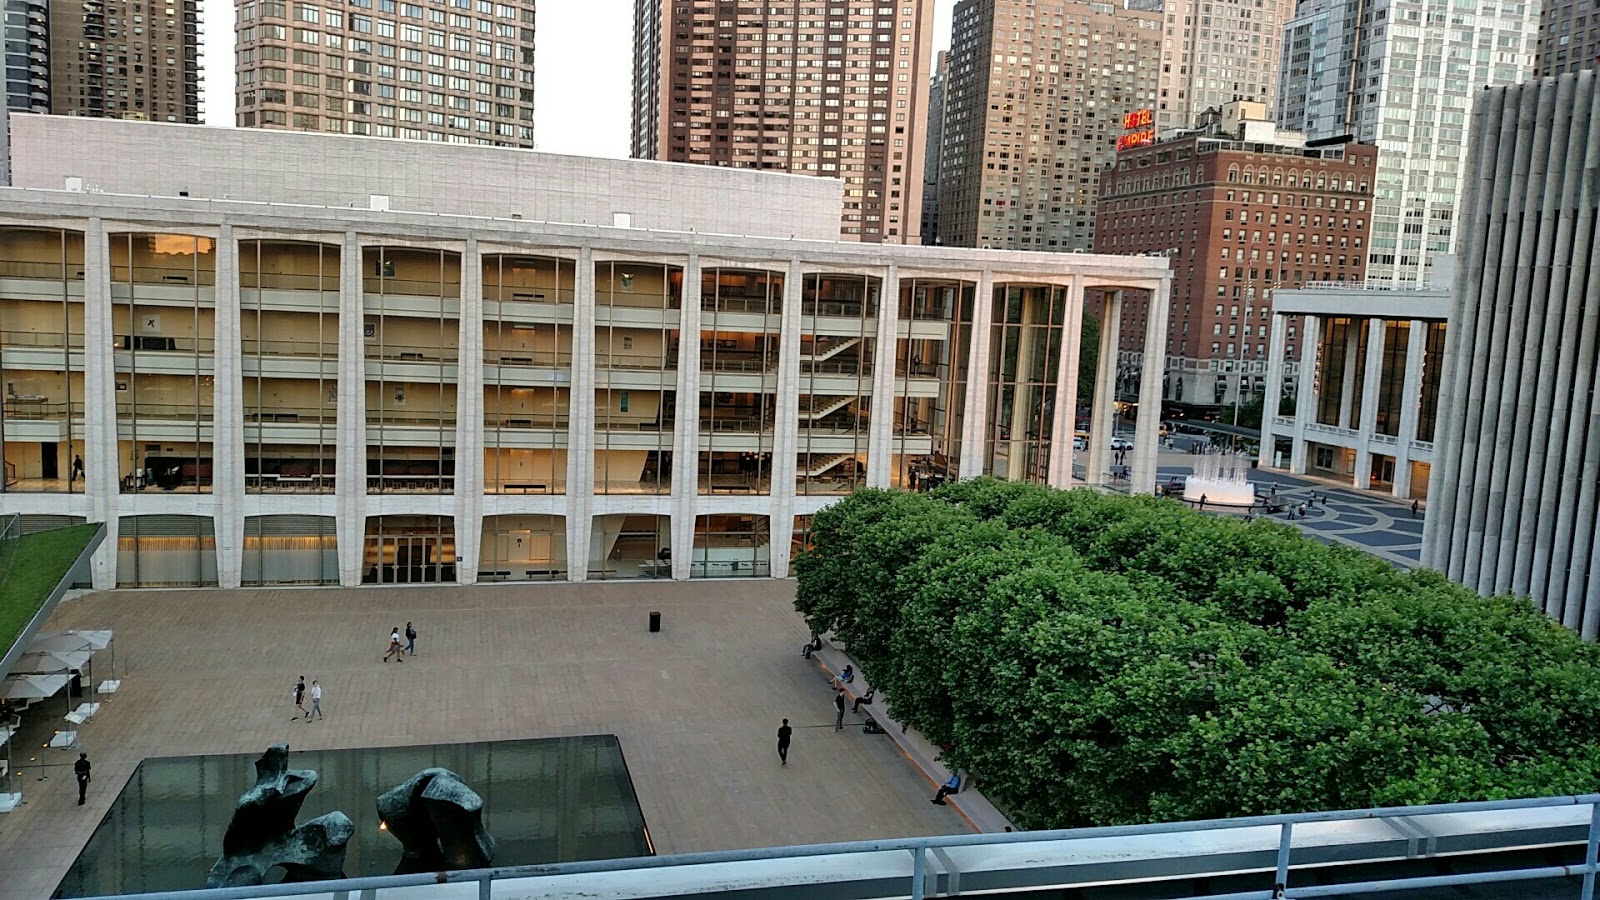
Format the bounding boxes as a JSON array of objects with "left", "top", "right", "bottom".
[{"left": 810, "top": 645, "right": 1014, "bottom": 834}]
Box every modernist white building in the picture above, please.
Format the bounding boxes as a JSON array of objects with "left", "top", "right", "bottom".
[
  {"left": 1277, "top": 0, "right": 1537, "bottom": 288},
  {"left": 0, "top": 115, "right": 1172, "bottom": 591},
  {"left": 1258, "top": 266, "right": 1450, "bottom": 500},
  {"left": 1424, "top": 72, "right": 1600, "bottom": 638}
]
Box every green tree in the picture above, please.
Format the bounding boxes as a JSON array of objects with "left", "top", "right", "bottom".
[{"left": 794, "top": 479, "right": 1600, "bottom": 830}]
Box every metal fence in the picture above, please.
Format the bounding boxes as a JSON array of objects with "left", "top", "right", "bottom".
[{"left": 71, "top": 794, "right": 1600, "bottom": 900}]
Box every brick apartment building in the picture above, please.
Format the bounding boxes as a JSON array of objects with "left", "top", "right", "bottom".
[{"left": 1093, "top": 100, "right": 1375, "bottom": 414}]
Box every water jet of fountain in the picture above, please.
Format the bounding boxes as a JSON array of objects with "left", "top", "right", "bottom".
[{"left": 1182, "top": 448, "right": 1256, "bottom": 506}]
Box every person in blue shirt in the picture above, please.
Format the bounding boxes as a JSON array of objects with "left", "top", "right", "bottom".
[
  {"left": 838, "top": 665, "right": 854, "bottom": 684},
  {"left": 932, "top": 773, "right": 960, "bottom": 805}
]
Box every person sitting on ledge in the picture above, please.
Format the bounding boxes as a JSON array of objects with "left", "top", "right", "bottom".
[
  {"left": 801, "top": 635, "right": 823, "bottom": 659},
  {"left": 838, "top": 664, "right": 855, "bottom": 684},
  {"left": 852, "top": 687, "right": 876, "bottom": 712},
  {"left": 932, "top": 773, "right": 960, "bottom": 805}
]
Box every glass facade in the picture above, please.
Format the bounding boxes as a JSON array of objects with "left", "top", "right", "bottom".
[
  {"left": 0, "top": 221, "right": 1147, "bottom": 588},
  {"left": 984, "top": 284, "right": 1070, "bottom": 483},
  {"left": 0, "top": 228, "right": 86, "bottom": 493}
]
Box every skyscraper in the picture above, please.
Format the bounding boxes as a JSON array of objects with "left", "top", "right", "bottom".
[
  {"left": 629, "top": 0, "right": 935, "bottom": 244},
  {"left": 1151, "top": 0, "right": 1294, "bottom": 137},
  {"left": 920, "top": 49, "right": 946, "bottom": 245},
  {"left": 1535, "top": 0, "right": 1600, "bottom": 77},
  {"left": 1276, "top": 0, "right": 1537, "bottom": 287},
  {"left": 233, "top": 0, "right": 536, "bottom": 146},
  {"left": 1, "top": 0, "right": 50, "bottom": 184},
  {"left": 49, "top": 0, "right": 201, "bottom": 123},
  {"left": 938, "top": 0, "right": 1162, "bottom": 252}
]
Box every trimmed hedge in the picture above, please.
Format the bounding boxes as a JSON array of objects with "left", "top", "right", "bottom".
[{"left": 794, "top": 480, "right": 1600, "bottom": 829}]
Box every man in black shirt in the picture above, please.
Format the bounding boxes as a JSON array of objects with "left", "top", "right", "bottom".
[
  {"left": 75, "top": 752, "right": 91, "bottom": 805},
  {"left": 834, "top": 690, "right": 847, "bottom": 732},
  {"left": 293, "top": 675, "right": 306, "bottom": 716},
  {"left": 777, "top": 718, "right": 792, "bottom": 765}
]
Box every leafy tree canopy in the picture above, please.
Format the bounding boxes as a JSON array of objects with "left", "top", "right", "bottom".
[{"left": 793, "top": 480, "right": 1600, "bottom": 829}]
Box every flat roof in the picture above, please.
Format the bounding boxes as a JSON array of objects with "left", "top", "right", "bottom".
[{"left": 1272, "top": 285, "right": 1452, "bottom": 320}]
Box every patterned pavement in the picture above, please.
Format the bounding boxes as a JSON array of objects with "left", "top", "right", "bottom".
[{"left": 1157, "top": 453, "right": 1427, "bottom": 568}]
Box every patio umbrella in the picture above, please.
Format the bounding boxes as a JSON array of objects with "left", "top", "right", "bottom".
[
  {"left": 1, "top": 673, "right": 70, "bottom": 701},
  {"left": 13, "top": 648, "right": 92, "bottom": 674},
  {"left": 30, "top": 631, "right": 112, "bottom": 698}
]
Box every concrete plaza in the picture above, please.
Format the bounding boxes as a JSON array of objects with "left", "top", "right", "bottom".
[{"left": 0, "top": 580, "right": 968, "bottom": 897}]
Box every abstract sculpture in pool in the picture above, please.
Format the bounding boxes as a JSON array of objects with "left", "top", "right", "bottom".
[
  {"left": 376, "top": 767, "right": 497, "bottom": 875},
  {"left": 205, "top": 744, "right": 353, "bottom": 887}
]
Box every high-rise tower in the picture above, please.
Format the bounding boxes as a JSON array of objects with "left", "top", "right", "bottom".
[{"left": 630, "top": 0, "right": 935, "bottom": 243}]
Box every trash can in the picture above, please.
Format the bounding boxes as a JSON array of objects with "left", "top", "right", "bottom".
[{"left": 649, "top": 611, "right": 661, "bottom": 633}]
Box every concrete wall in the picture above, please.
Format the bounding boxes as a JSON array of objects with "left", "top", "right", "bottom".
[
  {"left": 7, "top": 115, "right": 848, "bottom": 241},
  {"left": 1421, "top": 71, "right": 1600, "bottom": 637}
]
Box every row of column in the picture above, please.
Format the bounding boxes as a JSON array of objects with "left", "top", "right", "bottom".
[
  {"left": 1259, "top": 311, "right": 1430, "bottom": 498},
  {"left": 61, "top": 221, "right": 1158, "bottom": 589}
]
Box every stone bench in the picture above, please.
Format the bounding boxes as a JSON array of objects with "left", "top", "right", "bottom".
[{"left": 808, "top": 644, "right": 1013, "bottom": 833}]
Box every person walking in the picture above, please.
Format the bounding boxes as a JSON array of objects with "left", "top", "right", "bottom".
[
  {"left": 404, "top": 622, "right": 417, "bottom": 656},
  {"left": 383, "top": 627, "right": 405, "bottom": 663},
  {"left": 305, "top": 680, "right": 323, "bottom": 721},
  {"left": 777, "top": 718, "right": 793, "bottom": 765},
  {"left": 292, "top": 675, "right": 307, "bottom": 717},
  {"left": 833, "top": 689, "right": 846, "bottom": 732},
  {"left": 1411, "top": 499, "right": 1420, "bottom": 518},
  {"left": 75, "top": 752, "right": 91, "bottom": 805},
  {"left": 70, "top": 454, "right": 84, "bottom": 486},
  {"left": 1199, "top": 494, "right": 1208, "bottom": 510}
]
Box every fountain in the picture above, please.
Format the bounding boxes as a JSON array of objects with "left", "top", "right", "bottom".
[{"left": 1183, "top": 449, "right": 1256, "bottom": 507}]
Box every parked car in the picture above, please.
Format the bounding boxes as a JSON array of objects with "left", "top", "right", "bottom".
[
  {"left": 1110, "top": 435, "right": 1134, "bottom": 451},
  {"left": 1073, "top": 434, "right": 1088, "bottom": 451}
]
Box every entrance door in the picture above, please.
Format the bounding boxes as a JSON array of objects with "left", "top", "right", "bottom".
[
  {"left": 40, "top": 443, "right": 58, "bottom": 480},
  {"left": 393, "top": 536, "right": 441, "bottom": 583},
  {"left": 1373, "top": 456, "right": 1395, "bottom": 485}
]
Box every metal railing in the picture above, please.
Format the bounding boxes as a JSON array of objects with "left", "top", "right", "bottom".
[
  {"left": 75, "top": 794, "right": 1600, "bottom": 900},
  {"left": 0, "top": 329, "right": 86, "bottom": 349}
]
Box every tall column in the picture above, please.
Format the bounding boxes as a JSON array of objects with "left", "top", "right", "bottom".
[
  {"left": 1130, "top": 277, "right": 1171, "bottom": 494},
  {"left": 957, "top": 270, "right": 995, "bottom": 479},
  {"left": 453, "top": 239, "right": 484, "bottom": 584},
  {"left": 1047, "top": 274, "right": 1085, "bottom": 488},
  {"left": 669, "top": 255, "right": 702, "bottom": 581},
  {"left": 866, "top": 265, "right": 899, "bottom": 488},
  {"left": 335, "top": 232, "right": 367, "bottom": 587},
  {"left": 82, "top": 219, "right": 120, "bottom": 590},
  {"left": 1337, "top": 323, "right": 1360, "bottom": 430},
  {"left": 1353, "top": 317, "right": 1385, "bottom": 490},
  {"left": 1290, "top": 315, "right": 1321, "bottom": 473},
  {"left": 1085, "top": 290, "right": 1122, "bottom": 486},
  {"left": 767, "top": 259, "right": 804, "bottom": 578},
  {"left": 1258, "top": 313, "right": 1288, "bottom": 468},
  {"left": 564, "top": 246, "right": 597, "bottom": 581},
  {"left": 1004, "top": 291, "right": 1039, "bottom": 479},
  {"left": 211, "top": 225, "right": 246, "bottom": 588},
  {"left": 1391, "top": 319, "right": 1427, "bottom": 499}
]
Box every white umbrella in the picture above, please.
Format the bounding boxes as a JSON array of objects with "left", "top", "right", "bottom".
[
  {"left": 1, "top": 673, "right": 70, "bottom": 701},
  {"left": 13, "top": 648, "right": 92, "bottom": 674},
  {"left": 28, "top": 632, "right": 106, "bottom": 653}
]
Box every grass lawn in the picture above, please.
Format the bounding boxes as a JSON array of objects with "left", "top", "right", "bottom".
[{"left": 0, "top": 524, "right": 100, "bottom": 661}]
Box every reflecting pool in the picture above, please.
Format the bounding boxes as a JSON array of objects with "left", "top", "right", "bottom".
[{"left": 55, "top": 735, "right": 651, "bottom": 897}]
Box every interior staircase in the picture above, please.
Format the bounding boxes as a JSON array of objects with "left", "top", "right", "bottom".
[
  {"left": 800, "top": 453, "right": 854, "bottom": 477},
  {"left": 798, "top": 395, "right": 857, "bottom": 420}
]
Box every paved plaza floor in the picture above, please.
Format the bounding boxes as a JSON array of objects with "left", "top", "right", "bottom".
[
  {"left": 0, "top": 580, "right": 968, "bottom": 898},
  {"left": 1156, "top": 451, "right": 1427, "bottom": 568}
]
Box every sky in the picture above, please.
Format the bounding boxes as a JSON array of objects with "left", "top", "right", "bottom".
[{"left": 201, "top": 1, "right": 955, "bottom": 158}]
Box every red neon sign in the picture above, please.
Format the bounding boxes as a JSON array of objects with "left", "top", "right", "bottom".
[
  {"left": 1117, "top": 129, "right": 1155, "bottom": 151},
  {"left": 1122, "top": 108, "right": 1153, "bottom": 130}
]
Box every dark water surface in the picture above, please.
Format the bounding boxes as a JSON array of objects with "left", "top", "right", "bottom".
[{"left": 55, "top": 735, "right": 651, "bottom": 897}]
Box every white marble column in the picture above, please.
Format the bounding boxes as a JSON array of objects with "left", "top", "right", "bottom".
[
  {"left": 453, "top": 239, "right": 484, "bottom": 584},
  {"left": 866, "top": 265, "right": 900, "bottom": 488},
  {"left": 1353, "top": 317, "right": 1386, "bottom": 490},
  {"left": 1085, "top": 290, "right": 1122, "bottom": 486},
  {"left": 1130, "top": 277, "right": 1171, "bottom": 494},
  {"left": 670, "top": 255, "right": 702, "bottom": 581},
  {"left": 564, "top": 246, "right": 597, "bottom": 581},
  {"left": 1047, "top": 274, "right": 1086, "bottom": 488},
  {"left": 1391, "top": 319, "right": 1427, "bottom": 499},
  {"left": 957, "top": 270, "right": 995, "bottom": 478},
  {"left": 211, "top": 225, "right": 246, "bottom": 588},
  {"left": 1290, "top": 315, "right": 1321, "bottom": 474},
  {"left": 1258, "top": 313, "right": 1288, "bottom": 468},
  {"left": 82, "top": 219, "right": 121, "bottom": 590},
  {"left": 767, "top": 259, "right": 804, "bottom": 579},
  {"left": 335, "top": 232, "right": 368, "bottom": 587}
]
